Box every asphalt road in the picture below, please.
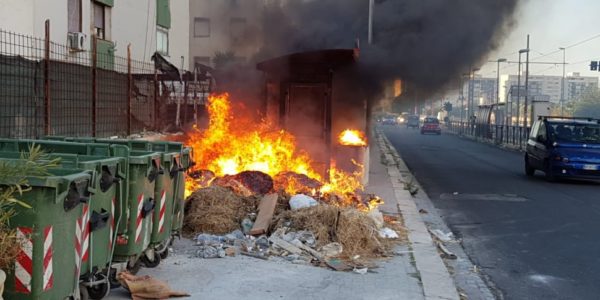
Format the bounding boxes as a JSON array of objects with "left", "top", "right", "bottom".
[{"left": 383, "top": 125, "right": 600, "bottom": 300}]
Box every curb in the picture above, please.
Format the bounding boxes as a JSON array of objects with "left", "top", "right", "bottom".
[{"left": 376, "top": 130, "right": 460, "bottom": 300}]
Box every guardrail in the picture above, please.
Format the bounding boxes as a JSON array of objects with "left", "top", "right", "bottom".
[{"left": 446, "top": 121, "right": 531, "bottom": 149}]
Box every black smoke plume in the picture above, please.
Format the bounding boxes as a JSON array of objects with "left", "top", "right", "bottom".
[{"left": 254, "top": 0, "right": 520, "bottom": 97}]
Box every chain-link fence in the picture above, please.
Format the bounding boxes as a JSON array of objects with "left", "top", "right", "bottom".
[{"left": 0, "top": 22, "right": 210, "bottom": 139}]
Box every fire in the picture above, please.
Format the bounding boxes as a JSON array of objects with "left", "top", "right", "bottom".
[
  {"left": 183, "top": 93, "right": 381, "bottom": 211},
  {"left": 339, "top": 129, "right": 367, "bottom": 146}
]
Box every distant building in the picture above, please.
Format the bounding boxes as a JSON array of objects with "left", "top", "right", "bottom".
[
  {"left": 500, "top": 73, "right": 598, "bottom": 104},
  {"left": 461, "top": 75, "right": 498, "bottom": 106},
  {"left": 0, "top": 0, "right": 189, "bottom": 67}
]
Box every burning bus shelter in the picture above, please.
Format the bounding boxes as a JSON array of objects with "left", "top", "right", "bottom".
[{"left": 257, "top": 49, "right": 369, "bottom": 184}]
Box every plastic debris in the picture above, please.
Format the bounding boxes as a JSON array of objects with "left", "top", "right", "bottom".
[
  {"left": 430, "top": 229, "right": 454, "bottom": 243},
  {"left": 196, "top": 234, "right": 225, "bottom": 246},
  {"left": 241, "top": 218, "right": 254, "bottom": 234},
  {"left": 117, "top": 271, "right": 189, "bottom": 299},
  {"left": 255, "top": 235, "right": 270, "bottom": 251},
  {"left": 367, "top": 208, "right": 384, "bottom": 229},
  {"left": 378, "top": 227, "right": 399, "bottom": 239},
  {"left": 289, "top": 194, "right": 318, "bottom": 210},
  {"left": 353, "top": 268, "right": 368, "bottom": 275}
]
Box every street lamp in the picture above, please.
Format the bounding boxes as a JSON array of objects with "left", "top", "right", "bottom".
[
  {"left": 559, "top": 47, "right": 566, "bottom": 116},
  {"left": 459, "top": 73, "right": 469, "bottom": 130},
  {"left": 520, "top": 43, "right": 530, "bottom": 130},
  {"left": 368, "top": 0, "right": 374, "bottom": 44}
]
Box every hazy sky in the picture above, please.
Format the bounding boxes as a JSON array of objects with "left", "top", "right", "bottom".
[{"left": 479, "top": 0, "right": 600, "bottom": 79}]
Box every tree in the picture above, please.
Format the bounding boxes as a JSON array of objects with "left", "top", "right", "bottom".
[
  {"left": 573, "top": 88, "right": 600, "bottom": 119},
  {"left": 443, "top": 101, "right": 453, "bottom": 112}
]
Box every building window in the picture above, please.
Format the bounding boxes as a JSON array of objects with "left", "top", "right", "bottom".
[
  {"left": 230, "top": 17, "right": 247, "bottom": 44},
  {"left": 93, "top": 2, "right": 106, "bottom": 39},
  {"left": 194, "top": 18, "right": 210, "bottom": 38},
  {"left": 157, "top": 27, "right": 169, "bottom": 55},
  {"left": 68, "top": 0, "right": 82, "bottom": 32}
]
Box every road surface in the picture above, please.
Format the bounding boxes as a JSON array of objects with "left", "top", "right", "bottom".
[{"left": 383, "top": 125, "right": 600, "bottom": 300}]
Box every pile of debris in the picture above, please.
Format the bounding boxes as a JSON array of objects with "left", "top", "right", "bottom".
[{"left": 183, "top": 175, "right": 406, "bottom": 272}]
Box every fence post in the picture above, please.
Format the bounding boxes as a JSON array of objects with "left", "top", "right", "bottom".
[
  {"left": 91, "top": 36, "right": 97, "bottom": 137},
  {"left": 127, "top": 45, "right": 132, "bottom": 136},
  {"left": 43, "top": 20, "right": 50, "bottom": 136},
  {"left": 154, "top": 69, "right": 159, "bottom": 131}
]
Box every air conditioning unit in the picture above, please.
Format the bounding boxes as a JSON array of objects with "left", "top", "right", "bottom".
[{"left": 68, "top": 32, "right": 86, "bottom": 51}]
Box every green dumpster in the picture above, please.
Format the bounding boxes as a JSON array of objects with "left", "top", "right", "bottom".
[
  {"left": 172, "top": 146, "right": 193, "bottom": 235},
  {"left": 1, "top": 164, "right": 93, "bottom": 300},
  {"left": 0, "top": 151, "right": 126, "bottom": 298},
  {"left": 108, "top": 147, "right": 161, "bottom": 271},
  {"left": 90, "top": 140, "right": 185, "bottom": 264},
  {"left": 61, "top": 155, "right": 126, "bottom": 298},
  {"left": 0, "top": 139, "right": 111, "bottom": 156}
]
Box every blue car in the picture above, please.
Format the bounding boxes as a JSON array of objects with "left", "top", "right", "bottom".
[{"left": 525, "top": 116, "right": 600, "bottom": 181}]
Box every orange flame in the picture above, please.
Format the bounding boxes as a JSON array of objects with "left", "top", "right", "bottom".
[
  {"left": 339, "top": 129, "right": 367, "bottom": 146},
  {"left": 183, "top": 93, "right": 381, "bottom": 211}
]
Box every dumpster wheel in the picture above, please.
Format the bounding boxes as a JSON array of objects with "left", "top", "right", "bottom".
[
  {"left": 87, "top": 281, "right": 110, "bottom": 300},
  {"left": 140, "top": 250, "right": 161, "bottom": 268}
]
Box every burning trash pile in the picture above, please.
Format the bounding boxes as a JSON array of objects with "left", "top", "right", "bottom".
[{"left": 181, "top": 93, "right": 405, "bottom": 270}]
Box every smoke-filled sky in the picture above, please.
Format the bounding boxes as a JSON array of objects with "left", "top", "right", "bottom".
[
  {"left": 255, "top": 0, "right": 520, "bottom": 94},
  {"left": 480, "top": 0, "right": 600, "bottom": 79}
]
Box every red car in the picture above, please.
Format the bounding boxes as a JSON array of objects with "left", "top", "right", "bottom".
[{"left": 421, "top": 117, "right": 441, "bottom": 135}]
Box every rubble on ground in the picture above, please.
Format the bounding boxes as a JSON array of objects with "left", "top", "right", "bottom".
[{"left": 182, "top": 175, "right": 407, "bottom": 272}]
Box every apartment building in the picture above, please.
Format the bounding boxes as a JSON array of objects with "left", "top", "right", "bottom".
[
  {"left": 0, "top": 0, "right": 189, "bottom": 67},
  {"left": 189, "top": 0, "right": 268, "bottom": 69},
  {"left": 500, "top": 73, "right": 598, "bottom": 104}
]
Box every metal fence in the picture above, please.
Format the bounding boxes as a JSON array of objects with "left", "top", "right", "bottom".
[
  {"left": 0, "top": 22, "right": 200, "bottom": 139},
  {"left": 446, "top": 121, "right": 531, "bottom": 149}
]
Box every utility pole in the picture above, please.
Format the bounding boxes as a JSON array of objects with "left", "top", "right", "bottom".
[
  {"left": 368, "top": 0, "right": 374, "bottom": 44},
  {"left": 516, "top": 52, "right": 522, "bottom": 129},
  {"left": 523, "top": 35, "right": 530, "bottom": 130},
  {"left": 459, "top": 74, "right": 465, "bottom": 128},
  {"left": 560, "top": 47, "right": 566, "bottom": 116}
]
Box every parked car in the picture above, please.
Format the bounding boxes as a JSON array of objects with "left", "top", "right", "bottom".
[
  {"left": 407, "top": 115, "right": 420, "bottom": 128},
  {"left": 525, "top": 116, "right": 600, "bottom": 181},
  {"left": 421, "top": 117, "right": 441, "bottom": 135}
]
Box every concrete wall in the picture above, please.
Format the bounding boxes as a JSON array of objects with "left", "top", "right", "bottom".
[
  {"left": 0, "top": 0, "right": 35, "bottom": 36},
  {"left": 169, "top": 0, "right": 190, "bottom": 69},
  {"left": 0, "top": 0, "right": 189, "bottom": 67}
]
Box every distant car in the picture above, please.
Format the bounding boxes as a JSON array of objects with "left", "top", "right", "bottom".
[
  {"left": 421, "top": 117, "right": 441, "bottom": 135},
  {"left": 381, "top": 116, "right": 397, "bottom": 125},
  {"left": 398, "top": 112, "right": 410, "bottom": 125},
  {"left": 407, "top": 115, "right": 420, "bottom": 128},
  {"left": 525, "top": 116, "right": 600, "bottom": 181}
]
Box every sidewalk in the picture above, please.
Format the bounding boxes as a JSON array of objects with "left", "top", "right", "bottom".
[{"left": 106, "top": 132, "right": 459, "bottom": 300}]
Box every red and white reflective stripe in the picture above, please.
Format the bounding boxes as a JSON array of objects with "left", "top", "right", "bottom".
[
  {"left": 135, "top": 193, "right": 144, "bottom": 243},
  {"left": 81, "top": 205, "right": 90, "bottom": 262},
  {"left": 158, "top": 190, "right": 166, "bottom": 233},
  {"left": 15, "top": 227, "right": 33, "bottom": 294},
  {"left": 75, "top": 204, "right": 90, "bottom": 277},
  {"left": 109, "top": 197, "right": 116, "bottom": 250},
  {"left": 42, "top": 226, "right": 53, "bottom": 291}
]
